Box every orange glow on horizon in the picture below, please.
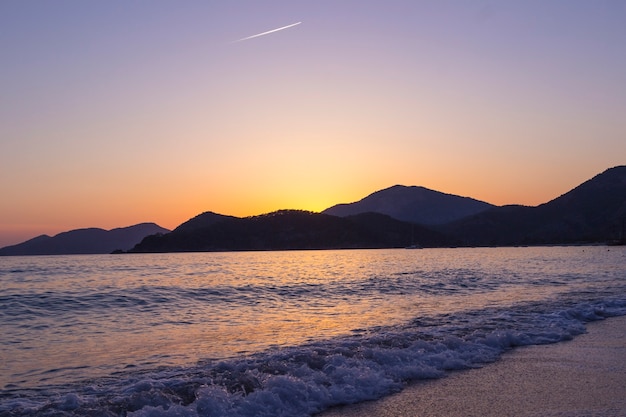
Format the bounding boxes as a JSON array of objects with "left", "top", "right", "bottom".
[
  {"left": 1, "top": 2, "right": 625, "bottom": 248},
  {"left": 0, "top": 164, "right": 613, "bottom": 249}
]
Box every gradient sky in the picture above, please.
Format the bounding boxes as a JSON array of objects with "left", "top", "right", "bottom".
[{"left": 1, "top": 1, "right": 625, "bottom": 247}]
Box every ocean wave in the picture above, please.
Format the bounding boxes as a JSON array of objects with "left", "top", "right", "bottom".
[{"left": 3, "top": 298, "right": 625, "bottom": 417}]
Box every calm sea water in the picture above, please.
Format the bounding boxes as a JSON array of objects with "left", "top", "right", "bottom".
[{"left": 1, "top": 247, "right": 625, "bottom": 416}]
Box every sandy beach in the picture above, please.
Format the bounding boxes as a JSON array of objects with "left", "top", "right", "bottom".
[{"left": 320, "top": 315, "right": 626, "bottom": 417}]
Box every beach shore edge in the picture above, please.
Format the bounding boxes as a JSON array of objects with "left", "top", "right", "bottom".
[{"left": 319, "top": 315, "right": 626, "bottom": 417}]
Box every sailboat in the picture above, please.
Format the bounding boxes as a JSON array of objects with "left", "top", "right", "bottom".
[
  {"left": 607, "top": 219, "right": 625, "bottom": 246},
  {"left": 405, "top": 224, "right": 422, "bottom": 249}
]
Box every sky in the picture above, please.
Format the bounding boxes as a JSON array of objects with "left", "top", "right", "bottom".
[{"left": 1, "top": 0, "right": 625, "bottom": 247}]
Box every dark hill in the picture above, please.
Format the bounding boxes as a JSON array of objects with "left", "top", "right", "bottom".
[
  {"left": 0, "top": 223, "right": 170, "bottom": 256},
  {"left": 173, "top": 211, "right": 238, "bottom": 233},
  {"left": 323, "top": 185, "right": 494, "bottom": 225},
  {"left": 440, "top": 166, "right": 626, "bottom": 246},
  {"left": 129, "top": 210, "right": 456, "bottom": 253}
]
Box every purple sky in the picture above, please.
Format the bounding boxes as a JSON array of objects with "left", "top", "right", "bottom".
[{"left": 1, "top": 1, "right": 625, "bottom": 247}]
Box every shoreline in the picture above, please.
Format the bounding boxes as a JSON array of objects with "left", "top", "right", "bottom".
[{"left": 319, "top": 315, "right": 626, "bottom": 417}]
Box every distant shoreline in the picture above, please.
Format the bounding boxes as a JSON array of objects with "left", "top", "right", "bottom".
[
  {"left": 120, "top": 241, "right": 622, "bottom": 254},
  {"left": 0, "top": 241, "right": 621, "bottom": 257}
]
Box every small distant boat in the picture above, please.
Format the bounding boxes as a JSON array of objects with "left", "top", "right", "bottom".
[
  {"left": 405, "top": 244, "right": 422, "bottom": 249},
  {"left": 607, "top": 238, "right": 625, "bottom": 246},
  {"left": 406, "top": 224, "right": 422, "bottom": 249},
  {"left": 607, "top": 220, "right": 625, "bottom": 246}
]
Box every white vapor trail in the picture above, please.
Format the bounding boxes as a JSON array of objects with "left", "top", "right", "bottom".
[{"left": 233, "top": 21, "right": 301, "bottom": 42}]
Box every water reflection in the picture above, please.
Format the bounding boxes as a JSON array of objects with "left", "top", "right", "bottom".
[{"left": 1, "top": 246, "right": 623, "bottom": 389}]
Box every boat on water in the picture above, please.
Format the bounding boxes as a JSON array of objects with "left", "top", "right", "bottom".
[
  {"left": 405, "top": 244, "right": 422, "bottom": 249},
  {"left": 406, "top": 224, "right": 422, "bottom": 249},
  {"left": 607, "top": 220, "right": 625, "bottom": 246}
]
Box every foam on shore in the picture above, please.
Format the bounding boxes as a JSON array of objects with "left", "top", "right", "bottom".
[{"left": 320, "top": 315, "right": 626, "bottom": 417}]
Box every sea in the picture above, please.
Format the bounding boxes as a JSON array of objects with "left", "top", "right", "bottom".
[{"left": 1, "top": 246, "right": 625, "bottom": 417}]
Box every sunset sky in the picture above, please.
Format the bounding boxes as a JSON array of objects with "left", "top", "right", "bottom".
[{"left": 1, "top": 1, "right": 625, "bottom": 247}]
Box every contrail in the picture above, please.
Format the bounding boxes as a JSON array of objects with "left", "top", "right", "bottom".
[{"left": 233, "top": 21, "right": 301, "bottom": 42}]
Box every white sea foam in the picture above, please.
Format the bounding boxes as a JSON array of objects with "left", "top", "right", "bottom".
[
  {"left": 1, "top": 247, "right": 625, "bottom": 416},
  {"left": 3, "top": 300, "right": 624, "bottom": 417}
]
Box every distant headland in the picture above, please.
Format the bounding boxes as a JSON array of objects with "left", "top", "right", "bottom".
[{"left": 2, "top": 166, "right": 624, "bottom": 256}]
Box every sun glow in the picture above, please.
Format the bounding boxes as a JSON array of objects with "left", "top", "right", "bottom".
[{"left": 1, "top": 2, "right": 625, "bottom": 247}]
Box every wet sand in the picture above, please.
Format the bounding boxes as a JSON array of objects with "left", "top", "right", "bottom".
[{"left": 320, "top": 315, "right": 626, "bottom": 417}]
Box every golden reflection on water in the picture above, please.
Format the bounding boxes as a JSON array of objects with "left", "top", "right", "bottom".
[{"left": 2, "top": 246, "right": 623, "bottom": 388}]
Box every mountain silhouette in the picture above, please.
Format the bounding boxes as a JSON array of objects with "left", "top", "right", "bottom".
[
  {"left": 173, "top": 211, "right": 238, "bottom": 233},
  {"left": 323, "top": 185, "right": 494, "bottom": 225},
  {"left": 131, "top": 166, "right": 625, "bottom": 252},
  {"left": 439, "top": 166, "right": 626, "bottom": 246},
  {"left": 130, "top": 210, "right": 455, "bottom": 253},
  {"left": 3, "top": 166, "right": 624, "bottom": 255},
  {"left": 0, "top": 223, "right": 170, "bottom": 256}
]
